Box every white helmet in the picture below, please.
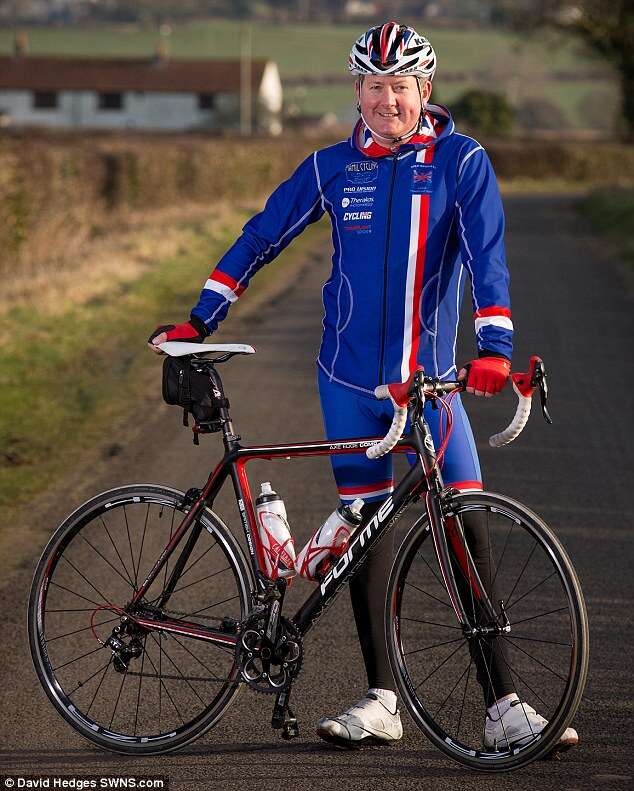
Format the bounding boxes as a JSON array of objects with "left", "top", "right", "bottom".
[{"left": 348, "top": 21, "right": 437, "bottom": 81}]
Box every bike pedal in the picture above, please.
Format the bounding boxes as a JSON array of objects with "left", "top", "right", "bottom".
[{"left": 281, "top": 718, "right": 300, "bottom": 740}]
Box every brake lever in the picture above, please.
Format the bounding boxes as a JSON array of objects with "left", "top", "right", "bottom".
[{"left": 530, "top": 359, "right": 553, "bottom": 425}]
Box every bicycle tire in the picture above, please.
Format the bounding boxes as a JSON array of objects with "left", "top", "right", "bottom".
[
  {"left": 28, "top": 484, "right": 254, "bottom": 755},
  {"left": 386, "top": 490, "right": 588, "bottom": 771}
]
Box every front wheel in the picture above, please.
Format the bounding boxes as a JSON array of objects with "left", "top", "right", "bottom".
[
  {"left": 28, "top": 484, "right": 254, "bottom": 755},
  {"left": 386, "top": 491, "right": 588, "bottom": 771}
]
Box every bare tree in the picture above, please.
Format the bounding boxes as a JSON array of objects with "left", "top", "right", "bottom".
[{"left": 493, "top": 1, "right": 633, "bottom": 140}]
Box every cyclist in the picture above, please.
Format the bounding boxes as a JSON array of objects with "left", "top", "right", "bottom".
[{"left": 150, "top": 22, "right": 578, "bottom": 753}]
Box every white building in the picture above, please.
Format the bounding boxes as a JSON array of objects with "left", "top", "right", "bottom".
[{"left": 0, "top": 51, "right": 283, "bottom": 134}]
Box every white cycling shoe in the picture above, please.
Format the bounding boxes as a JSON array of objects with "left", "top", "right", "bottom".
[
  {"left": 484, "top": 698, "right": 579, "bottom": 753},
  {"left": 317, "top": 689, "right": 403, "bottom": 748}
]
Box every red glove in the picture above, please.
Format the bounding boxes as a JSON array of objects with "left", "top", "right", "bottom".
[
  {"left": 148, "top": 316, "right": 207, "bottom": 349},
  {"left": 459, "top": 356, "right": 510, "bottom": 397}
]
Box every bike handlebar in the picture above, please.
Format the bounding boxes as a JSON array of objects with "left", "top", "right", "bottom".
[{"left": 366, "top": 356, "right": 551, "bottom": 460}]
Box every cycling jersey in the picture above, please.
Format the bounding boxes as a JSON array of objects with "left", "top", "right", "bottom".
[{"left": 191, "top": 104, "right": 513, "bottom": 393}]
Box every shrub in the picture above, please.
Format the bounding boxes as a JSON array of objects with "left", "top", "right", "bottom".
[{"left": 452, "top": 89, "right": 516, "bottom": 137}]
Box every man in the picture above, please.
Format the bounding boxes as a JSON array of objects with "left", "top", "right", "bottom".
[{"left": 150, "top": 22, "right": 578, "bottom": 753}]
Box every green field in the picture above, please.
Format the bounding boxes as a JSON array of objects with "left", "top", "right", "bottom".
[{"left": 0, "top": 20, "right": 619, "bottom": 128}]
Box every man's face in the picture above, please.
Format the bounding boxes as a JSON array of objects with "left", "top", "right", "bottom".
[{"left": 357, "top": 74, "right": 432, "bottom": 141}]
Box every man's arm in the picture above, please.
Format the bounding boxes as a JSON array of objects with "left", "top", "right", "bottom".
[
  {"left": 191, "top": 152, "right": 325, "bottom": 334},
  {"left": 455, "top": 145, "right": 513, "bottom": 394}
]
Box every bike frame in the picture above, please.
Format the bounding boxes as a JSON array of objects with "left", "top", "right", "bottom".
[{"left": 125, "top": 364, "right": 497, "bottom": 650}]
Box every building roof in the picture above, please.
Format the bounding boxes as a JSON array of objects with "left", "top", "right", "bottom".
[{"left": 0, "top": 55, "right": 269, "bottom": 93}]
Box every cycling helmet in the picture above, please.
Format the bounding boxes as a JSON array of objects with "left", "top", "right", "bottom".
[{"left": 348, "top": 21, "right": 436, "bottom": 80}]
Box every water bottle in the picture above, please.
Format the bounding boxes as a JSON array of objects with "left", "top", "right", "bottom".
[
  {"left": 254, "top": 482, "right": 296, "bottom": 580},
  {"left": 295, "top": 498, "right": 365, "bottom": 582}
]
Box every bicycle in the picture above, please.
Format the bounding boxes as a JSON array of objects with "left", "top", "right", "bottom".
[{"left": 28, "top": 342, "right": 588, "bottom": 771}]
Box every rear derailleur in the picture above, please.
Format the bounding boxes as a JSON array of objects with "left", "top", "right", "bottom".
[{"left": 104, "top": 618, "right": 145, "bottom": 674}]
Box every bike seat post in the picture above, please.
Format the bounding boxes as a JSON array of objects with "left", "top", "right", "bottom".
[{"left": 207, "top": 365, "right": 240, "bottom": 450}]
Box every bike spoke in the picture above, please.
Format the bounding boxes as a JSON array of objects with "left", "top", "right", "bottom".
[
  {"left": 52, "top": 644, "right": 105, "bottom": 672},
  {"left": 404, "top": 637, "right": 464, "bottom": 657},
  {"left": 416, "top": 549, "right": 446, "bottom": 591},
  {"left": 143, "top": 646, "right": 185, "bottom": 727},
  {"left": 135, "top": 505, "right": 151, "bottom": 588},
  {"left": 488, "top": 515, "right": 514, "bottom": 594},
  {"left": 401, "top": 616, "right": 461, "bottom": 630},
  {"left": 46, "top": 615, "right": 120, "bottom": 643},
  {"left": 149, "top": 633, "right": 206, "bottom": 706},
  {"left": 500, "top": 652, "right": 550, "bottom": 710},
  {"left": 170, "top": 633, "right": 232, "bottom": 682},
  {"left": 59, "top": 555, "right": 113, "bottom": 612},
  {"left": 100, "top": 516, "right": 136, "bottom": 589},
  {"left": 79, "top": 533, "right": 134, "bottom": 590},
  {"left": 433, "top": 658, "right": 472, "bottom": 719},
  {"left": 67, "top": 657, "right": 113, "bottom": 697},
  {"left": 504, "top": 541, "right": 538, "bottom": 609},
  {"left": 180, "top": 540, "right": 218, "bottom": 580},
  {"left": 510, "top": 634, "right": 572, "bottom": 647},
  {"left": 46, "top": 607, "right": 99, "bottom": 613},
  {"left": 162, "top": 509, "right": 177, "bottom": 593},
  {"left": 123, "top": 505, "right": 137, "bottom": 589},
  {"left": 456, "top": 655, "right": 473, "bottom": 741},
  {"left": 171, "top": 566, "right": 231, "bottom": 596},
  {"left": 49, "top": 581, "right": 103, "bottom": 609},
  {"left": 86, "top": 657, "right": 112, "bottom": 716},
  {"left": 405, "top": 580, "right": 452, "bottom": 609},
  {"left": 502, "top": 636, "right": 569, "bottom": 682},
  {"left": 511, "top": 606, "right": 569, "bottom": 626},
  {"left": 133, "top": 635, "right": 148, "bottom": 736},
  {"left": 415, "top": 641, "right": 466, "bottom": 690},
  {"left": 108, "top": 669, "right": 128, "bottom": 730},
  {"left": 187, "top": 594, "right": 239, "bottom": 617},
  {"left": 505, "top": 571, "right": 557, "bottom": 613},
  {"left": 476, "top": 639, "right": 512, "bottom": 749}
]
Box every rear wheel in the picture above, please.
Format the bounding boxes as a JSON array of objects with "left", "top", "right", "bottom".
[
  {"left": 28, "top": 485, "right": 253, "bottom": 754},
  {"left": 387, "top": 491, "right": 588, "bottom": 771}
]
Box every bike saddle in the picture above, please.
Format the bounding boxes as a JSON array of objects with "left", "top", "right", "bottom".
[{"left": 158, "top": 341, "right": 256, "bottom": 357}]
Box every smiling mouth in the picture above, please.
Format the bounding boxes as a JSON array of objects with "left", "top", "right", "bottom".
[{"left": 377, "top": 112, "right": 399, "bottom": 118}]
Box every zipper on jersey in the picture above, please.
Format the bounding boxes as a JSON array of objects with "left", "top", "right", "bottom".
[{"left": 378, "top": 153, "right": 399, "bottom": 385}]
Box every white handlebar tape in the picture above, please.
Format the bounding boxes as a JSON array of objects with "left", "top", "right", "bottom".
[
  {"left": 366, "top": 404, "right": 408, "bottom": 459},
  {"left": 489, "top": 381, "right": 532, "bottom": 447}
]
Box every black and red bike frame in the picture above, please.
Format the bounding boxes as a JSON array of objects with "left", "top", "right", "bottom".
[{"left": 125, "top": 363, "right": 497, "bottom": 652}]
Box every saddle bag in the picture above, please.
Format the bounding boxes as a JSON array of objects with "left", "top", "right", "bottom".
[{"left": 162, "top": 357, "right": 227, "bottom": 439}]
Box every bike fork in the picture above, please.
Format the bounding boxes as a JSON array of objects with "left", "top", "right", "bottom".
[{"left": 427, "top": 491, "right": 499, "bottom": 630}]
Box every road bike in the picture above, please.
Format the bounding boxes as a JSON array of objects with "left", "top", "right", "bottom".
[{"left": 28, "top": 342, "right": 588, "bottom": 771}]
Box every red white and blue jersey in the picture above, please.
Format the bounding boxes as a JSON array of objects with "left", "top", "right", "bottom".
[{"left": 191, "top": 105, "right": 513, "bottom": 394}]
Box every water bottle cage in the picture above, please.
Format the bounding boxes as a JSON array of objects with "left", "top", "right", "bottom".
[{"left": 296, "top": 525, "right": 352, "bottom": 582}]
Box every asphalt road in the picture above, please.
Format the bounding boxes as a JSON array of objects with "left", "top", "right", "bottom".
[{"left": 1, "top": 194, "right": 632, "bottom": 791}]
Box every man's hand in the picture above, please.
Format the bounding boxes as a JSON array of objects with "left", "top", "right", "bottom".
[
  {"left": 147, "top": 317, "right": 207, "bottom": 355},
  {"left": 458, "top": 356, "right": 510, "bottom": 397}
]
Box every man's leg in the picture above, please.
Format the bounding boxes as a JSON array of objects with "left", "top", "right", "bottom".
[
  {"left": 426, "top": 395, "right": 515, "bottom": 707},
  {"left": 316, "top": 370, "right": 402, "bottom": 745}
]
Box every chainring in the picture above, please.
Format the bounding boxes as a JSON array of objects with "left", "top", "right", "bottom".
[{"left": 236, "top": 613, "right": 303, "bottom": 694}]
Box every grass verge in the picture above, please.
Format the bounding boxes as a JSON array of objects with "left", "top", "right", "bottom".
[
  {"left": 578, "top": 186, "right": 634, "bottom": 266},
  {"left": 0, "top": 210, "right": 330, "bottom": 521}
]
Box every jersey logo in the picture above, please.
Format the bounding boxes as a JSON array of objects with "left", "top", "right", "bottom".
[
  {"left": 411, "top": 164, "right": 434, "bottom": 194},
  {"left": 346, "top": 161, "right": 378, "bottom": 185}
]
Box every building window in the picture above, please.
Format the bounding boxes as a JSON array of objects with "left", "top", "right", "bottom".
[
  {"left": 98, "top": 92, "right": 123, "bottom": 111},
  {"left": 32, "top": 91, "right": 58, "bottom": 109},
  {"left": 198, "top": 93, "right": 216, "bottom": 110}
]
